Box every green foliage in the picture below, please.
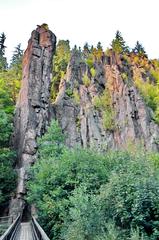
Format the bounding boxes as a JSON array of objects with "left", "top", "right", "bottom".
[
  {"left": 99, "top": 151, "right": 159, "bottom": 239},
  {"left": 0, "top": 44, "right": 22, "bottom": 108},
  {"left": 121, "top": 72, "right": 128, "bottom": 81},
  {"left": 85, "top": 57, "right": 94, "bottom": 68},
  {"left": 150, "top": 69, "right": 159, "bottom": 85},
  {"left": 65, "top": 87, "right": 73, "bottom": 97},
  {"left": 0, "top": 110, "right": 12, "bottom": 147},
  {"left": 134, "top": 77, "right": 159, "bottom": 123},
  {"left": 0, "top": 40, "right": 21, "bottom": 208},
  {"left": 82, "top": 73, "right": 91, "bottom": 87},
  {"left": 102, "top": 109, "right": 115, "bottom": 130},
  {"left": 130, "top": 228, "right": 146, "bottom": 240},
  {"left": 27, "top": 121, "right": 159, "bottom": 240},
  {"left": 73, "top": 89, "right": 80, "bottom": 104},
  {"left": 0, "top": 110, "right": 16, "bottom": 207},
  {"left": 10, "top": 43, "right": 23, "bottom": 70},
  {"left": 0, "top": 148, "right": 16, "bottom": 204},
  {"left": 97, "top": 42, "right": 103, "bottom": 51},
  {"left": 52, "top": 40, "right": 71, "bottom": 100},
  {"left": 0, "top": 70, "right": 21, "bottom": 106},
  {"left": 93, "top": 90, "right": 115, "bottom": 130},
  {"left": 90, "top": 67, "right": 96, "bottom": 78},
  {"left": 132, "top": 41, "right": 147, "bottom": 57},
  {"left": 111, "top": 30, "right": 129, "bottom": 54},
  {"left": 0, "top": 32, "right": 7, "bottom": 70},
  {"left": 84, "top": 42, "right": 103, "bottom": 67},
  {"left": 27, "top": 120, "right": 110, "bottom": 239},
  {"left": 93, "top": 90, "right": 111, "bottom": 109}
]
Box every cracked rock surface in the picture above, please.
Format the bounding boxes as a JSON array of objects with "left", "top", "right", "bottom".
[{"left": 10, "top": 25, "right": 56, "bottom": 218}]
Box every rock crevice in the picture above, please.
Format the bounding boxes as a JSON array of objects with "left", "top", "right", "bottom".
[{"left": 10, "top": 25, "right": 56, "bottom": 218}]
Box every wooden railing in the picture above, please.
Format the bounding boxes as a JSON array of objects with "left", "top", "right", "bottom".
[
  {"left": 0, "top": 215, "right": 21, "bottom": 240},
  {"left": 31, "top": 217, "right": 50, "bottom": 240}
]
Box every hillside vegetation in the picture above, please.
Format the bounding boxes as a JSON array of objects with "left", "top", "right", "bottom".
[{"left": 27, "top": 120, "right": 159, "bottom": 240}]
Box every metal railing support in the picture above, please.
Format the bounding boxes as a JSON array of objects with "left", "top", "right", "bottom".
[
  {"left": 0, "top": 215, "right": 21, "bottom": 240},
  {"left": 31, "top": 217, "right": 50, "bottom": 240}
]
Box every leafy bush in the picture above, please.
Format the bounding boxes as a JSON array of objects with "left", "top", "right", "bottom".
[
  {"left": 90, "top": 67, "right": 96, "bottom": 78},
  {"left": 51, "top": 40, "right": 71, "bottom": 100},
  {"left": 93, "top": 90, "right": 112, "bottom": 110},
  {"left": 27, "top": 121, "right": 111, "bottom": 239},
  {"left": 102, "top": 109, "right": 115, "bottom": 130},
  {"left": 86, "top": 57, "right": 94, "bottom": 68},
  {"left": 65, "top": 87, "right": 73, "bottom": 97},
  {"left": 0, "top": 110, "right": 17, "bottom": 207},
  {"left": 27, "top": 121, "right": 159, "bottom": 240},
  {"left": 99, "top": 151, "right": 159, "bottom": 239},
  {"left": 93, "top": 90, "right": 115, "bottom": 130},
  {"left": 82, "top": 73, "right": 91, "bottom": 87},
  {"left": 134, "top": 77, "right": 159, "bottom": 123},
  {"left": 0, "top": 149, "right": 16, "bottom": 204}
]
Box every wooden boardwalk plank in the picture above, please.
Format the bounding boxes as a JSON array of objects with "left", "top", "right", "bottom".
[{"left": 15, "top": 222, "right": 33, "bottom": 240}]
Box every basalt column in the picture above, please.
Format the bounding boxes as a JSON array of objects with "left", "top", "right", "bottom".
[{"left": 10, "top": 25, "right": 56, "bottom": 218}]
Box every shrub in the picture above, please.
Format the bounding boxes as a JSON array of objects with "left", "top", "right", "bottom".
[
  {"left": 73, "top": 89, "right": 80, "bottom": 104},
  {"left": 121, "top": 72, "right": 128, "bottom": 81},
  {"left": 65, "top": 87, "right": 73, "bottom": 97},
  {"left": 99, "top": 151, "right": 159, "bottom": 238},
  {"left": 82, "top": 73, "right": 91, "bottom": 87},
  {"left": 134, "top": 77, "right": 159, "bottom": 123},
  {"left": 93, "top": 90, "right": 112, "bottom": 110},
  {"left": 102, "top": 109, "right": 115, "bottom": 130},
  {"left": 28, "top": 120, "right": 159, "bottom": 240},
  {"left": 27, "top": 121, "right": 110, "bottom": 239},
  {"left": 0, "top": 110, "right": 17, "bottom": 207},
  {"left": 90, "top": 67, "right": 96, "bottom": 78},
  {"left": 93, "top": 90, "right": 115, "bottom": 130}
]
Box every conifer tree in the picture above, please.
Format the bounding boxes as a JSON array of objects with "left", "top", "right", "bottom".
[
  {"left": 111, "top": 30, "right": 129, "bottom": 54},
  {"left": 83, "top": 42, "right": 90, "bottom": 57},
  {"left": 132, "top": 41, "right": 147, "bottom": 57},
  {"left": 0, "top": 32, "right": 7, "bottom": 70},
  {"left": 10, "top": 43, "right": 23, "bottom": 69},
  {"left": 97, "top": 41, "right": 103, "bottom": 51}
]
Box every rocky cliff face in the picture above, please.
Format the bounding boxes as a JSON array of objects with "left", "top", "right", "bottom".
[
  {"left": 10, "top": 25, "right": 56, "bottom": 218},
  {"left": 53, "top": 50, "right": 159, "bottom": 151},
  {"left": 11, "top": 27, "right": 159, "bottom": 217}
]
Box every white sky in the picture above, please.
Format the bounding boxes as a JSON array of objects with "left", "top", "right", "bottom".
[{"left": 0, "top": 0, "right": 159, "bottom": 61}]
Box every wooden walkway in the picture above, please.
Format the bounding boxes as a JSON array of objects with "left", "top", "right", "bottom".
[{"left": 15, "top": 222, "right": 33, "bottom": 240}]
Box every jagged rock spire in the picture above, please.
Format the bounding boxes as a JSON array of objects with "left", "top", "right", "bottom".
[{"left": 10, "top": 24, "right": 56, "bottom": 218}]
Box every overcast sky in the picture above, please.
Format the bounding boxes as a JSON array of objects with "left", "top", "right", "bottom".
[{"left": 0, "top": 0, "right": 159, "bottom": 61}]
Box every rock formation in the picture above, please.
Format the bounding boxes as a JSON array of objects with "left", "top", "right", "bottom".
[
  {"left": 10, "top": 24, "right": 56, "bottom": 218},
  {"left": 53, "top": 50, "right": 159, "bottom": 151},
  {"left": 10, "top": 26, "right": 159, "bottom": 218}
]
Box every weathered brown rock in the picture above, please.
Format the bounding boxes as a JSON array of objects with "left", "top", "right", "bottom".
[
  {"left": 10, "top": 25, "right": 56, "bottom": 218},
  {"left": 53, "top": 50, "right": 159, "bottom": 152}
]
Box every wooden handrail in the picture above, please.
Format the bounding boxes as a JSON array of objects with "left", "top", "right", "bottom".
[
  {"left": 0, "top": 214, "right": 21, "bottom": 240},
  {"left": 31, "top": 217, "right": 50, "bottom": 240}
]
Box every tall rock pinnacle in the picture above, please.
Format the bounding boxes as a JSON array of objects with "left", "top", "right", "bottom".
[{"left": 10, "top": 24, "right": 56, "bottom": 217}]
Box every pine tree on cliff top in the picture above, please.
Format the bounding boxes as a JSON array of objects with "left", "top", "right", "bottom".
[
  {"left": 111, "top": 30, "right": 129, "bottom": 54},
  {"left": 132, "top": 41, "right": 147, "bottom": 57}
]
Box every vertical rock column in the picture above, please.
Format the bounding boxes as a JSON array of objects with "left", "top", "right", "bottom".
[{"left": 10, "top": 25, "right": 56, "bottom": 218}]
